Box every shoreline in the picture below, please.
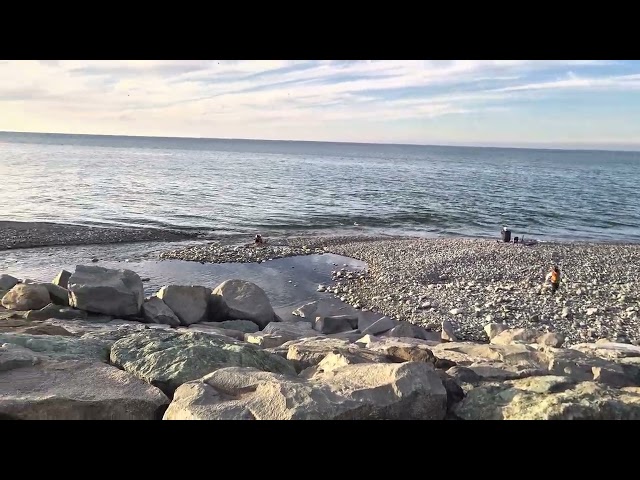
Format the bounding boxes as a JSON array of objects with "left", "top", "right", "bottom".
[
  {"left": 2, "top": 220, "right": 640, "bottom": 252},
  {"left": 0, "top": 221, "right": 198, "bottom": 251}
]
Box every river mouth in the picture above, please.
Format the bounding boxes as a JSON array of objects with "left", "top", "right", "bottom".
[{"left": 0, "top": 243, "right": 366, "bottom": 322}]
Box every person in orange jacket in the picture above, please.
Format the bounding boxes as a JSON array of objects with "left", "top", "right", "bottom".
[{"left": 545, "top": 265, "right": 561, "bottom": 294}]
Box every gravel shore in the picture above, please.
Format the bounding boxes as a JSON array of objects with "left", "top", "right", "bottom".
[
  {"left": 159, "top": 236, "right": 640, "bottom": 346},
  {"left": 0, "top": 221, "right": 197, "bottom": 251}
]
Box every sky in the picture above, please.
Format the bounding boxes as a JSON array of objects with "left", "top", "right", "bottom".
[{"left": 2, "top": 60, "right": 640, "bottom": 149}]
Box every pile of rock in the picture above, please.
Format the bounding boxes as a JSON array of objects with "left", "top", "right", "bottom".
[
  {"left": 159, "top": 242, "right": 325, "bottom": 264},
  {"left": 2, "top": 266, "right": 640, "bottom": 420}
]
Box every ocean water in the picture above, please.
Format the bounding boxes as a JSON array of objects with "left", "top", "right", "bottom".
[{"left": 1, "top": 131, "right": 639, "bottom": 242}]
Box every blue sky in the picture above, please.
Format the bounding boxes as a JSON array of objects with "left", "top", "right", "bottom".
[{"left": 1, "top": 60, "right": 640, "bottom": 149}]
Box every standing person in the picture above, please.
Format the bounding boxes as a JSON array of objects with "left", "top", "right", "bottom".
[{"left": 546, "top": 265, "right": 561, "bottom": 294}]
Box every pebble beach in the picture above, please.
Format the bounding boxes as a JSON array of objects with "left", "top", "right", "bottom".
[{"left": 159, "top": 236, "right": 640, "bottom": 346}]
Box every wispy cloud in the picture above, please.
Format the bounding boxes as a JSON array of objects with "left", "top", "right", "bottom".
[{"left": 0, "top": 60, "right": 639, "bottom": 146}]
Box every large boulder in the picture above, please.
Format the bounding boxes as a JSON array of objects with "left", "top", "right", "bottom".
[
  {"left": 156, "top": 285, "right": 211, "bottom": 326},
  {"left": 52, "top": 270, "right": 72, "bottom": 289},
  {"left": 68, "top": 265, "right": 143, "bottom": 316},
  {"left": 212, "top": 280, "right": 277, "bottom": 329},
  {"left": 110, "top": 330, "right": 296, "bottom": 395},
  {"left": 0, "top": 359, "right": 169, "bottom": 420},
  {"left": 164, "top": 362, "right": 447, "bottom": 420},
  {"left": 0, "top": 274, "right": 19, "bottom": 291},
  {"left": 142, "top": 297, "right": 180, "bottom": 327},
  {"left": 453, "top": 376, "right": 640, "bottom": 420},
  {"left": 42, "top": 283, "right": 69, "bottom": 306},
  {"left": 1, "top": 284, "right": 51, "bottom": 311},
  {"left": 0, "top": 333, "right": 111, "bottom": 362}
]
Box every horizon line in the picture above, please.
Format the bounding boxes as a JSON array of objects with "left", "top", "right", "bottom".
[{"left": 2, "top": 129, "right": 640, "bottom": 154}]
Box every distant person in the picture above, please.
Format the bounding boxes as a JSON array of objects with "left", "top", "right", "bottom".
[
  {"left": 501, "top": 226, "right": 512, "bottom": 243},
  {"left": 254, "top": 234, "right": 264, "bottom": 246},
  {"left": 545, "top": 265, "right": 561, "bottom": 294}
]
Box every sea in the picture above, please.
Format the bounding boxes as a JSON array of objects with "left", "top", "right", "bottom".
[{"left": 1, "top": 131, "right": 639, "bottom": 243}]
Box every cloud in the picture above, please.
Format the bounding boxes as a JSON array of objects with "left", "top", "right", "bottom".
[{"left": 0, "top": 60, "right": 638, "bottom": 145}]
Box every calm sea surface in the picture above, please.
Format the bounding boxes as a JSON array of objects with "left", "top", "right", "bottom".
[{"left": 1, "top": 131, "right": 639, "bottom": 242}]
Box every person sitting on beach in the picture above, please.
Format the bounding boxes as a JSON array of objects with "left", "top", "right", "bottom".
[
  {"left": 545, "top": 265, "right": 561, "bottom": 294},
  {"left": 254, "top": 234, "right": 264, "bottom": 246}
]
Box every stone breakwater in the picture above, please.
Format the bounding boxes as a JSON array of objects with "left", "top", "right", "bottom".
[
  {"left": 159, "top": 236, "right": 640, "bottom": 347},
  {"left": 0, "top": 221, "right": 196, "bottom": 251},
  {"left": 2, "top": 263, "right": 640, "bottom": 420}
]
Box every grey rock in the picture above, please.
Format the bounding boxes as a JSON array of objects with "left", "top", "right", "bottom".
[
  {"left": 142, "top": 296, "right": 180, "bottom": 327},
  {"left": 156, "top": 285, "right": 211, "bottom": 326},
  {"left": 454, "top": 377, "right": 640, "bottom": 420},
  {"left": 110, "top": 330, "right": 296, "bottom": 395},
  {"left": 207, "top": 294, "right": 229, "bottom": 322},
  {"left": 68, "top": 265, "right": 143, "bottom": 317},
  {"left": 207, "top": 320, "right": 259, "bottom": 334},
  {"left": 315, "top": 349, "right": 391, "bottom": 373},
  {"left": 0, "top": 343, "right": 41, "bottom": 372},
  {"left": 436, "top": 370, "right": 465, "bottom": 410},
  {"left": 490, "top": 328, "right": 541, "bottom": 345},
  {"left": 384, "top": 321, "right": 438, "bottom": 340},
  {"left": 356, "top": 336, "right": 441, "bottom": 358},
  {"left": 484, "top": 323, "right": 508, "bottom": 341},
  {"left": 0, "top": 333, "right": 111, "bottom": 362},
  {"left": 0, "top": 274, "right": 20, "bottom": 291},
  {"left": 359, "top": 315, "right": 397, "bottom": 335},
  {"left": 571, "top": 341, "right": 640, "bottom": 360},
  {"left": 244, "top": 332, "right": 291, "bottom": 349},
  {"left": 185, "top": 324, "right": 245, "bottom": 341},
  {"left": 42, "top": 283, "right": 69, "bottom": 306},
  {"left": 285, "top": 337, "right": 354, "bottom": 371},
  {"left": 52, "top": 270, "right": 72, "bottom": 289},
  {"left": 431, "top": 342, "right": 546, "bottom": 369},
  {"left": 293, "top": 299, "right": 358, "bottom": 319},
  {"left": 592, "top": 366, "right": 638, "bottom": 388},
  {"left": 0, "top": 359, "right": 169, "bottom": 420},
  {"left": 384, "top": 344, "right": 437, "bottom": 364},
  {"left": 26, "top": 304, "right": 88, "bottom": 322},
  {"left": 537, "top": 332, "right": 565, "bottom": 348},
  {"left": 164, "top": 362, "right": 447, "bottom": 420},
  {"left": 19, "top": 324, "right": 74, "bottom": 337},
  {"left": 313, "top": 315, "right": 359, "bottom": 334},
  {"left": 1, "top": 284, "right": 51, "bottom": 311},
  {"left": 263, "top": 321, "right": 318, "bottom": 339},
  {"left": 441, "top": 320, "right": 458, "bottom": 342},
  {"left": 446, "top": 366, "right": 483, "bottom": 385},
  {"left": 212, "top": 279, "right": 277, "bottom": 329}
]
